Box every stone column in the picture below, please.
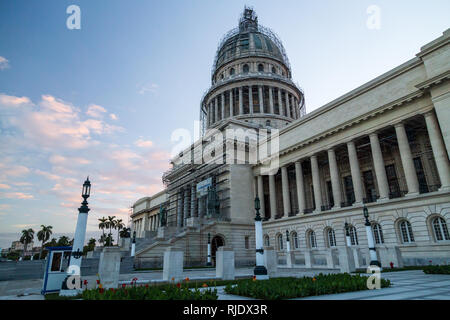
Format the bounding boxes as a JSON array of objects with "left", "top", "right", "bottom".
[
  {"left": 238, "top": 87, "right": 243, "bottom": 115},
  {"left": 257, "top": 175, "right": 266, "bottom": 219},
  {"left": 177, "top": 189, "right": 183, "bottom": 227},
  {"left": 347, "top": 141, "right": 363, "bottom": 204},
  {"left": 281, "top": 166, "right": 291, "bottom": 217},
  {"left": 229, "top": 90, "right": 233, "bottom": 117},
  {"left": 249, "top": 86, "right": 254, "bottom": 114},
  {"left": 285, "top": 92, "right": 291, "bottom": 118},
  {"left": 221, "top": 93, "right": 225, "bottom": 119},
  {"left": 295, "top": 161, "right": 306, "bottom": 214},
  {"left": 259, "top": 86, "right": 264, "bottom": 113},
  {"left": 278, "top": 88, "right": 284, "bottom": 116},
  {"left": 214, "top": 97, "right": 219, "bottom": 122},
  {"left": 269, "top": 173, "right": 277, "bottom": 220},
  {"left": 98, "top": 247, "right": 121, "bottom": 289},
  {"left": 190, "top": 184, "right": 197, "bottom": 218},
  {"left": 269, "top": 87, "right": 274, "bottom": 114},
  {"left": 311, "top": 155, "right": 323, "bottom": 211},
  {"left": 292, "top": 97, "right": 297, "bottom": 119},
  {"left": 216, "top": 247, "right": 235, "bottom": 280},
  {"left": 395, "top": 122, "right": 420, "bottom": 195},
  {"left": 424, "top": 111, "right": 450, "bottom": 190},
  {"left": 369, "top": 132, "right": 390, "bottom": 200},
  {"left": 328, "top": 148, "right": 342, "bottom": 208}
]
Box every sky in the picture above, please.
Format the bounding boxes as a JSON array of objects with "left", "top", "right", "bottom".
[{"left": 0, "top": 0, "right": 449, "bottom": 249}]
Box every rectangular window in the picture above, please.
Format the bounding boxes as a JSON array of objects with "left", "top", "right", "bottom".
[
  {"left": 343, "top": 175, "right": 355, "bottom": 206},
  {"left": 326, "top": 180, "right": 334, "bottom": 207},
  {"left": 363, "top": 170, "right": 377, "bottom": 203},
  {"left": 413, "top": 157, "right": 429, "bottom": 194},
  {"left": 244, "top": 236, "right": 249, "bottom": 249},
  {"left": 385, "top": 165, "right": 401, "bottom": 198}
]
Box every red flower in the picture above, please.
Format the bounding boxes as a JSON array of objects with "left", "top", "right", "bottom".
[
  {"left": 176, "top": 283, "right": 181, "bottom": 288},
  {"left": 145, "top": 284, "right": 149, "bottom": 288},
  {"left": 96, "top": 280, "right": 100, "bottom": 284},
  {"left": 122, "top": 284, "right": 126, "bottom": 288},
  {"left": 83, "top": 280, "right": 88, "bottom": 285},
  {"left": 99, "top": 288, "right": 104, "bottom": 294}
]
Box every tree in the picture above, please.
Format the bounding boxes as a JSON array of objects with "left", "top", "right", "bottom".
[
  {"left": 57, "top": 236, "right": 70, "bottom": 247},
  {"left": 99, "top": 233, "right": 107, "bottom": 246},
  {"left": 119, "top": 227, "right": 131, "bottom": 238},
  {"left": 116, "top": 219, "right": 125, "bottom": 245},
  {"left": 98, "top": 217, "right": 107, "bottom": 242},
  {"left": 37, "top": 225, "right": 53, "bottom": 259},
  {"left": 87, "top": 238, "right": 96, "bottom": 250},
  {"left": 20, "top": 228, "right": 35, "bottom": 259}
]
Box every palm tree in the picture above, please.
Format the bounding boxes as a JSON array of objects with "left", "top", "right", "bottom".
[
  {"left": 98, "top": 217, "right": 107, "bottom": 244},
  {"left": 119, "top": 227, "right": 131, "bottom": 238},
  {"left": 37, "top": 225, "right": 53, "bottom": 259},
  {"left": 20, "top": 228, "right": 35, "bottom": 259},
  {"left": 115, "top": 219, "right": 125, "bottom": 246},
  {"left": 99, "top": 234, "right": 107, "bottom": 246},
  {"left": 106, "top": 216, "right": 116, "bottom": 246}
]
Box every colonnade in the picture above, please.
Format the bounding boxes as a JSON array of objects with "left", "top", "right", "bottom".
[{"left": 255, "top": 111, "right": 450, "bottom": 220}]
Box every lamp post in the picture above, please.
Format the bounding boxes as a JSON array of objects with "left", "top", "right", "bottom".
[
  {"left": 131, "top": 231, "right": 136, "bottom": 257},
  {"left": 206, "top": 233, "right": 212, "bottom": 266},
  {"left": 363, "top": 205, "right": 381, "bottom": 267},
  {"left": 60, "top": 177, "right": 91, "bottom": 296},
  {"left": 344, "top": 222, "right": 352, "bottom": 247},
  {"left": 254, "top": 196, "right": 268, "bottom": 280}
]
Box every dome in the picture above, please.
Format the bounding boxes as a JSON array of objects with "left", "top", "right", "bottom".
[{"left": 212, "top": 8, "right": 290, "bottom": 77}]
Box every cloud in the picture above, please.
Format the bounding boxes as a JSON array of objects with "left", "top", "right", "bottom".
[
  {"left": 86, "top": 104, "right": 107, "bottom": 118},
  {"left": 0, "top": 93, "right": 31, "bottom": 107},
  {"left": 109, "top": 113, "right": 118, "bottom": 121},
  {"left": 1, "top": 192, "right": 34, "bottom": 199},
  {"left": 0, "top": 184, "right": 11, "bottom": 189},
  {"left": 4, "top": 94, "right": 124, "bottom": 150},
  {"left": 138, "top": 82, "right": 159, "bottom": 95},
  {"left": 0, "top": 56, "right": 9, "bottom": 70},
  {"left": 134, "top": 138, "right": 153, "bottom": 148}
]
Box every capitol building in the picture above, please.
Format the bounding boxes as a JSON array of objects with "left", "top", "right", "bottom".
[{"left": 130, "top": 8, "right": 450, "bottom": 270}]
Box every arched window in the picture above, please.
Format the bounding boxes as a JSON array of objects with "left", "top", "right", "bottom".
[
  {"left": 327, "top": 228, "right": 336, "bottom": 247},
  {"left": 399, "top": 220, "right": 414, "bottom": 243},
  {"left": 372, "top": 223, "right": 384, "bottom": 244},
  {"left": 277, "top": 234, "right": 283, "bottom": 250},
  {"left": 271, "top": 66, "right": 276, "bottom": 74},
  {"left": 265, "top": 120, "right": 271, "bottom": 127},
  {"left": 220, "top": 73, "right": 224, "bottom": 79},
  {"left": 433, "top": 217, "right": 450, "bottom": 241},
  {"left": 264, "top": 235, "right": 270, "bottom": 247},
  {"left": 258, "top": 63, "right": 264, "bottom": 72},
  {"left": 349, "top": 226, "right": 359, "bottom": 246},
  {"left": 229, "top": 68, "right": 235, "bottom": 76},
  {"left": 243, "top": 64, "right": 249, "bottom": 74},
  {"left": 307, "top": 230, "right": 317, "bottom": 249},
  {"left": 291, "top": 232, "right": 299, "bottom": 249}
]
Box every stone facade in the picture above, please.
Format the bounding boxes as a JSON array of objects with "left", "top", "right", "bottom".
[{"left": 131, "top": 9, "right": 450, "bottom": 269}]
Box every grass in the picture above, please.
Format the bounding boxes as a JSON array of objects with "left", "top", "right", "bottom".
[{"left": 423, "top": 265, "right": 450, "bottom": 274}]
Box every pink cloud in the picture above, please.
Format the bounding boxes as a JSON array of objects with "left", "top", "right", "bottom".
[
  {"left": 0, "top": 93, "right": 31, "bottom": 106},
  {"left": 1, "top": 192, "right": 34, "bottom": 199},
  {"left": 86, "top": 104, "right": 107, "bottom": 118},
  {"left": 134, "top": 138, "right": 153, "bottom": 148}
]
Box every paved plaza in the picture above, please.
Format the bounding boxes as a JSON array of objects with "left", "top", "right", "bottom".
[{"left": 0, "top": 269, "right": 449, "bottom": 300}]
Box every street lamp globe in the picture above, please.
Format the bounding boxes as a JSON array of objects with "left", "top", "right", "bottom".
[{"left": 82, "top": 177, "right": 91, "bottom": 199}]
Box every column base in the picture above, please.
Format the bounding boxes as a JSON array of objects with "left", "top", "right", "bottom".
[
  {"left": 369, "top": 260, "right": 382, "bottom": 268},
  {"left": 405, "top": 192, "right": 419, "bottom": 197},
  {"left": 186, "top": 217, "right": 198, "bottom": 228},
  {"left": 254, "top": 265, "right": 268, "bottom": 280},
  {"left": 376, "top": 197, "right": 389, "bottom": 203},
  {"left": 438, "top": 186, "right": 450, "bottom": 192}
]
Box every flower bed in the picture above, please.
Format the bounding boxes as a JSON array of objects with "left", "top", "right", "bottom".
[
  {"left": 423, "top": 265, "right": 450, "bottom": 275},
  {"left": 224, "top": 273, "right": 391, "bottom": 300},
  {"left": 81, "top": 283, "right": 218, "bottom": 300}
]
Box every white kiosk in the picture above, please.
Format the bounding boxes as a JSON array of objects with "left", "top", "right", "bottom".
[{"left": 41, "top": 246, "right": 72, "bottom": 295}]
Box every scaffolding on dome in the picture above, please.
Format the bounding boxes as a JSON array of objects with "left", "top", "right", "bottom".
[{"left": 211, "top": 7, "right": 291, "bottom": 78}]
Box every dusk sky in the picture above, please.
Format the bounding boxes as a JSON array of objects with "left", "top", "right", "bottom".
[{"left": 0, "top": 0, "right": 449, "bottom": 248}]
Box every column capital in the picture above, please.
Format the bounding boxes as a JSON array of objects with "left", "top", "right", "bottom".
[
  {"left": 394, "top": 121, "right": 406, "bottom": 129},
  {"left": 423, "top": 110, "right": 435, "bottom": 118}
]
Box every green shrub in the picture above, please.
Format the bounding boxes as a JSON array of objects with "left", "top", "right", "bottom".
[
  {"left": 423, "top": 265, "right": 450, "bottom": 274},
  {"left": 224, "top": 273, "right": 391, "bottom": 300}
]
